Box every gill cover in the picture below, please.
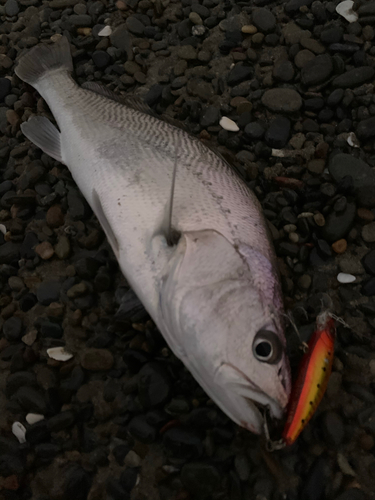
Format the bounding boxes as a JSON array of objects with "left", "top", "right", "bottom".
[{"left": 157, "top": 230, "right": 290, "bottom": 432}]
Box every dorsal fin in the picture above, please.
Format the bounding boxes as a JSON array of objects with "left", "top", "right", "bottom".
[
  {"left": 81, "top": 81, "right": 158, "bottom": 117},
  {"left": 81, "top": 81, "right": 190, "bottom": 132}
]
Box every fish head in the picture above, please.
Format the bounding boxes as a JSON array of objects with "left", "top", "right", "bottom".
[{"left": 158, "top": 230, "right": 291, "bottom": 434}]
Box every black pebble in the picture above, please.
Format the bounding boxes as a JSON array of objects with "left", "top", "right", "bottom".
[
  {"left": 265, "top": 116, "right": 291, "bottom": 148},
  {"left": 3, "top": 316, "right": 23, "bottom": 341},
  {"left": 92, "top": 50, "right": 111, "bottom": 69},
  {"left": 64, "top": 466, "right": 92, "bottom": 500},
  {"left": 120, "top": 467, "right": 139, "bottom": 492},
  {"left": 128, "top": 415, "right": 157, "bottom": 444}
]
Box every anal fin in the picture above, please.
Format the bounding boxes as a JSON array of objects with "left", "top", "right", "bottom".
[{"left": 21, "top": 116, "right": 63, "bottom": 164}]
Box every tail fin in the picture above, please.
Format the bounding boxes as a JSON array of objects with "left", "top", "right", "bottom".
[{"left": 15, "top": 36, "right": 73, "bottom": 86}]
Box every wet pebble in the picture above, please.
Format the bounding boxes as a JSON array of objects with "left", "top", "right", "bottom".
[
  {"left": 163, "top": 427, "right": 203, "bottom": 459},
  {"left": 138, "top": 362, "right": 171, "bottom": 408},
  {"left": 181, "top": 462, "right": 221, "bottom": 496},
  {"left": 81, "top": 348, "right": 114, "bottom": 371},
  {"left": 3, "top": 316, "right": 23, "bottom": 341}
]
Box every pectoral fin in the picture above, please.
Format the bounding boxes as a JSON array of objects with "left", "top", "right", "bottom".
[{"left": 21, "top": 116, "right": 63, "bottom": 164}]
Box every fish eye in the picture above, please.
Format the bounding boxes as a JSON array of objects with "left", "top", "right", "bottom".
[{"left": 253, "top": 329, "right": 283, "bottom": 364}]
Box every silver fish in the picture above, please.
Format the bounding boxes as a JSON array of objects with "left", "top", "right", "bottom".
[{"left": 16, "top": 36, "right": 291, "bottom": 434}]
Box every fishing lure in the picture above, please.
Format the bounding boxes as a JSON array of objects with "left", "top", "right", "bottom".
[{"left": 281, "top": 311, "right": 336, "bottom": 446}]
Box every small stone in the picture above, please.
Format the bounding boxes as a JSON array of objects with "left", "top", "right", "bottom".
[
  {"left": 200, "top": 106, "right": 220, "bottom": 128},
  {"left": 262, "top": 88, "right": 302, "bottom": 113},
  {"left": 332, "top": 239, "right": 347, "bottom": 254},
  {"left": 126, "top": 16, "right": 144, "bottom": 36},
  {"left": 35, "top": 241, "right": 54, "bottom": 260},
  {"left": 322, "top": 411, "right": 345, "bottom": 446},
  {"left": 219, "top": 116, "right": 239, "bottom": 132},
  {"left": 36, "top": 280, "right": 60, "bottom": 306},
  {"left": 67, "top": 282, "right": 88, "bottom": 298},
  {"left": 178, "top": 45, "right": 197, "bottom": 60},
  {"left": 265, "top": 116, "right": 291, "bottom": 148},
  {"left": 189, "top": 12, "right": 202, "bottom": 25},
  {"left": 22, "top": 329, "right": 38, "bottom": 346},
  {"left": 272, "top": 60, "right": 294, "bottom": 82},
  {"left": 128, "top": 415, "right": 157, "bottom": 444},
  {"left": 54, "top": 235, "right": 70, "bottom": 259},
  {"left": 81, "top": 348, "right": 114, "bottom": 370},
  {"left": 110, "top": 24, "right": 133, "bottom": 61},
  {"left": 5, "top": 0, "right": 19, "bottom": 16},
  {"left": 295, "top": 49, "right": 315, "bottom": 69},
  {"left": 332, "top": 67, "right": 375, "bottom": 89},
  {"left": 301, "top": 54, "right": 333, "bottom": 87},
  {"left": 138, "top": 362, "right": 172, "bottom": 408},
  {"left": 242, "top": 25, "right": 257, "bottom": 34},
  {"left": 314, "top": 213, "right": 325, "bottom": 227},
  {"left": 359, "top": 433, "right": 374, "bottom": 451},
  {"left": 163, "top": 427, "right": 203, "bottom": 459},
  {"left": 298, "top": 274, "right": 312, "bottom": 290},
  {"left": 124, "top": 450, "right": 142, "bottom": 467},
  {"left": 329, "top": 154, "right": 375, "bottom": 208},
  {"left": 47, "top": 411, "right": 75, "bottom": 432},
  {"left": 46, "top": 205, "right": 64, "bottom": 228},
  {"left": 3, "top": 316, "right": 23, "bottom": 341},
  {"left": 92, "top": 51, "right": 111, "bottom": 69},
  {"left": 307, "top": 159, "right": 325, "bottom": 174},
  {"left": 362, "top": 222, "right": 375, "bottom": 243},
  {"left": 15, "top": 386, "right": 47, "bottom": 414},
  {"left": 357, "top": 116, "right": 375, "bottom": 141},
  {"left": 321, "top": 203, "right": 356, "bottom": 242},
  {"left": 252, "top": 8, "right": 276, "bottom": 32},
  {"left": 227, "top": 65, "right": 253, "bottom": 86},
  {"left": 181, "top": 462, "right": 221, "bottom": 497},
  {"left": 337, "top": 272, "right": 356, "bottom": 284},
  {"left": 244, "top": 122, "right": 265, "bottom": 140}
]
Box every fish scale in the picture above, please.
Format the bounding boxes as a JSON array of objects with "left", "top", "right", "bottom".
[{"left": 15, "top": 36, "right": 291, "bottom": 434}]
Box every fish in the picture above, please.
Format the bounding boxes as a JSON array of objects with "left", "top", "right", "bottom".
[
  {"left": 282, "top": 312, "right": 336, "bottom": 446},
  {"left": 15, "top": 36, "right": 291, "bottom": 434}
]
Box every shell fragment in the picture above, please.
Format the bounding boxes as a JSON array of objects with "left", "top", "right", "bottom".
[
  {"left": 12, "top": 422, "right": 27, "bottom": 443},
  {"left": 47, "top": 346, "right": 74, "bottom": 361},
  {"left": 219, "top": 116, "right": 239, "bottom": 132},
  {"left": 337, "top": 272, "right": 356, "bottom": 284},
  {"left": 336, "top": 1, "right": 358, "bottom": 23},
  {"left": 98, "top": 26, "right": 112, "bottom": 37},
  {"left": 26, "top": 413, "right": 45, "bottom": 425}
]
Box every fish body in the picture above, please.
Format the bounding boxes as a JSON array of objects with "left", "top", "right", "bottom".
[
  {"left": 16, "top": 37, "right": 291, "bottom": 434},
  {"left": 282, "top": 312, "right": 336, "bottom": 446}
]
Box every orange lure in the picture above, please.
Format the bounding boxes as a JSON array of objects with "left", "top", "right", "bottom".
[{"left": 282, "top": 312, "right": 336, "bottom": 446}]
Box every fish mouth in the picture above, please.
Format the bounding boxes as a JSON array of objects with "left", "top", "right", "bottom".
[{"left": 213, "top": 363, "right": 286, "bottom": 434}]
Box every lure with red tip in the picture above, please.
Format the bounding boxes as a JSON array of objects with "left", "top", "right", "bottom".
[{"left": 282, "top": 312, "right": 336, "bottom": 446}]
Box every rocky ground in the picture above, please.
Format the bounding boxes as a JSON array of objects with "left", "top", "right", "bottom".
[{"left": 1, "top": 0, "right": 375, "bottom": 498}]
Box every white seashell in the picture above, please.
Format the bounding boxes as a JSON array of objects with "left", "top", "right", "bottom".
[
  {"left": 26, "top": 413, "right": 45, "bottom": 425},
  {"left": 12, "top": 422, "right": 27, "bottom": 443},
  {"left": 98, "top": 25, "right": 112, "bottom": 37},
  {"left": 219, "top": 116, "right": 239, "bottom": 132},
  {"left": 336, "top": 1, "right": 358, "bottom": 23},
  {"left": 347, "top": 132, "right": 360, "bottom": 148},
  {"left": 337, "top": 272, "right": 356, "bottom": 284},
  {"left": 47, "top": 346, "right": 74, "bottom": 362},
  {"left": 0, "top": 224, "right": 6, "bottom": 235}
]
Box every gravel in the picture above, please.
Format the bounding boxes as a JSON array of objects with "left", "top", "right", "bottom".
[{"left": 1, "top": 0, "right": 375, "bottom": 499}]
